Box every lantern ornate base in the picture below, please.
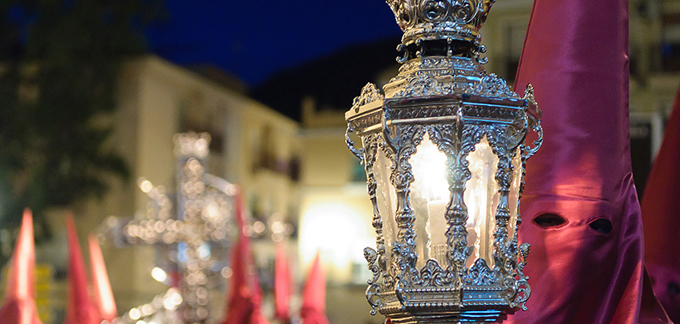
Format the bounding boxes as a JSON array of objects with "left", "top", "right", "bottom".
[
  {"left": 374, "top": 281, "right": 516, "bottom": 324},
  {"left": 387, "top": 309, "right": 505, "bottom": 323}
]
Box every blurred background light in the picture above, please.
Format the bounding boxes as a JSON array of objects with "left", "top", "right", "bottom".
[{"left": 299, "top": 202, "right": 373, "bottom": 280}]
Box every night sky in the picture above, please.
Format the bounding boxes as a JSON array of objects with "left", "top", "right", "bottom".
[{"left": 145, "top": 0, "right": 402, "bottom": 86}]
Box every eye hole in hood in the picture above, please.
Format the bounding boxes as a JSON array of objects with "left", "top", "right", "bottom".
[
  {"left": 588, "top": 218, "right": 613, "bottom": 235},
  {"left": 533, "top": 213, "right": 568, "bottom": 228},
  {"left": 668, "top": 282, "right": 680, "bottom": 296}
]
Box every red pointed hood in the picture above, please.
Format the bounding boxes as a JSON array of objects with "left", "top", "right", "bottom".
[
  {"left": 641, "top": 85, "right": 680, "bottom": 323},
  {"left": 0, "top": 209, "right": 42, "bottom": 324},
  {"left": 274, "top": 243, "right": 292, "bottom": 321},
  {"left": 249, "top": 290, "right": 269, "bottom": 324},
  {"left": 222, "top": 188, "right": 269, "bottom": 324},
  {"left": 88, "top": 234, "right": 117, "bottom": 321},
  {"left": 300, "top": 252, "right": 329, "bottom": 324},
  {"left": 506, "top": 0, "right": 644, "bottom": 323},
  {"left": 63, "top": 214, "right": 99, "bottom": 324}
]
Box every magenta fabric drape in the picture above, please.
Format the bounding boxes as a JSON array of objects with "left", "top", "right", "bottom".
[{"left": 505, "top": 0, "right": 645, "bottom": 322}]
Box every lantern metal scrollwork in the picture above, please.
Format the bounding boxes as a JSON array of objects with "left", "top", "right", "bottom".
[{"left": 345, "top": 0, "right": 543, "bottom": 323}]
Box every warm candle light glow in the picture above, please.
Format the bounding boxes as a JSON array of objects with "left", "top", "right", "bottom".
[
  {"left": 410, "top": 134, "right": 449, "bottom": 201},
  {"left": 411, "top": 135, "right": 451, "bottom": 267},
  {"left": 405, "top": 135, "right": 506, "bottom": 268},
  {"left": 464, "top": 137, "right": 500, "bottom": 266}
]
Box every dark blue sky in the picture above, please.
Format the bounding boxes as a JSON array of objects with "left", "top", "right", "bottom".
[{"left": 145, "top": 1, "right": 402, "bottom": 86}]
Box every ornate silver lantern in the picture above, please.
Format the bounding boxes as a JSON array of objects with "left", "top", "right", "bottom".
[{"left": 345, "top": 1, "right": 543, "bottom": 323}]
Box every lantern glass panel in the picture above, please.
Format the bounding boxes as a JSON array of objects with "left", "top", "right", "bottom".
[
  {"left": 508, "top": 148, "right": 523, "bottom": 241},
  {"left": 374, "top": 142, "right": 398, "bottom": 272},
  {"left": 463, "top": 137, "right": 499, "bottom": 268},
  {"left": 410, "top": 133, "right": 450, "bottom": 269}
]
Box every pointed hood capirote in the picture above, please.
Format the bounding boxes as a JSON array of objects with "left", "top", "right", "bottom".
[
  {"left": 222, "top": 188, "right": 269, "bottom": 324},
  {"left": 64, "top": 214, "right": 99, "bottom": 324},
  {"left": 274, "top": 243, "right": 292, "bottom": 322},
  {"left": 506, "top": 0, "right": 645, "bottom": 323},
  {"left": 88, "top": 234, "right": 117, "bottom": 321},
  {"left": 300, "top": 252, "right": 329, "bottom": 324},
  {"left": 641, "top": 84, "right": 680, "bottom": 323},
  {"left": 0, "top": 209, "right": 42, "bottom": 324}
]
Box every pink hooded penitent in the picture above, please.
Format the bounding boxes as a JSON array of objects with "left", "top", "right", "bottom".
[
  {"left": 64, "top": 214, "right": 99, "bottom": 324},
  {"left": 641, "top": 84, "right": 680, "bottom": 323},
  {"left": 505, "top": 0, "right": 645, "bottom": 322},
  {"left": 222, "top": 188, "right": 269, "bottom": 324},
  {"left": 88, "top": 234, "right": 117, "bottom": 321},
  {"left": 300, "top": 252, "right": 329, "bottom": 324},
  {"left": 0, "top": 209, "right": 42, "bottom": 324},
  {"left": 274, "top": 243, "right": 292, "bottom": 322}
]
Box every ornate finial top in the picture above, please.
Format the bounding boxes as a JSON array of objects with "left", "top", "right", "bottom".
[{"left": 386, "top": 0, "right": 496, "bottom": 47}]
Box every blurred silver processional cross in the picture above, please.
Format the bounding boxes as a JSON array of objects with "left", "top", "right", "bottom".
[{"left": 100, "top": 132, "right": 237, "bottom": 324}]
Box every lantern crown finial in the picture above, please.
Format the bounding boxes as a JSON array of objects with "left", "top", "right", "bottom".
[{"left": 386, "top": 0, "right": 495, "bottom": 49}]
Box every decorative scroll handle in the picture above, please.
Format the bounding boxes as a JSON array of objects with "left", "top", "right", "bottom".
[
  {"left": 381, "top": 112, "right": 396, "bottom": 152},
  {"left": 523, "top": 84, "right": 543, "bottom": 159},
  {"left": 396, "top": 44, "right": 409, "bottom": 64},
  {"left": 364, "top": 247, "right": 383, "bottom": 315},
  {"left": 345, "top": 123, "right": 365, "bottom": 163},
  {"left": 511, "top": 243, "right": 532, "bottom": 310}
]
